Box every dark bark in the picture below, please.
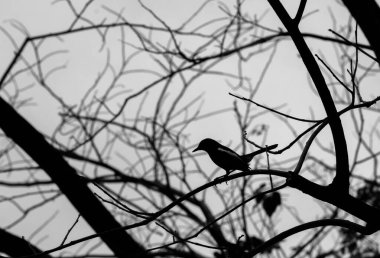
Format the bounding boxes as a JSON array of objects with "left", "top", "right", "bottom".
[
  {"left": 342, "top": 0, "right": 380, "bottom": 63},
  {"left": 0, "top": 229, "right": 52, "bottom": 258},
  {"left": 268, "top": 0, "right": 349, "bottom": 192},
  {"left": 287, "top": 173, "right": 380, "bottom": 230},
  {"left": 0, "top": 97, "right": 149, "bottom": 258}
]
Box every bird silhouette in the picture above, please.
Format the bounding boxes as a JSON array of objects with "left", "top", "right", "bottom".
[{"left": 193, "top": 138, "right": 277, "bottom": 176}]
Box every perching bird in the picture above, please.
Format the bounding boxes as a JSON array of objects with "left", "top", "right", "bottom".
[{"left": 193, "top": 138, "right": 277, "bottom": 176}]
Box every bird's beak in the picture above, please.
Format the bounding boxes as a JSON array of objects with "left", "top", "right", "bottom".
[{"left": 193, "top": 146, "right": 200, "bottom": 152}]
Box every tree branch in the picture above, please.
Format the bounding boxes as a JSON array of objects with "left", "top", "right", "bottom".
[
  {"left": 293, "top": 0, "right": 307, "bottom": 25},
  {"left": 0, "top": 229, "right": 52, "bottom": 258},
  {"left": 0, "top": 97, "right": 149, "bottom": 258},
  {"left": 248, "top": 218, "right": 371, "bottom": 257},
  {"left": 267, "top": 0, "right": 350, "bottom": 193},
  {"left": 341, "top": 0, "right": 380, "bottom": 64}
]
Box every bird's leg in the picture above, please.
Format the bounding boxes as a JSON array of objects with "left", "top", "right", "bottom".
[
  {"left": 213, "top": 170, "right": 231, "bottom": 185},
  {"left": 213, "top": 175, "right": 226, "bottom": 185},
  {"left": 221, "top": 170, "right": 231, "bottom": 185},
  {"left": 224, "top": 170, "right": 230, "bottom": 185}
]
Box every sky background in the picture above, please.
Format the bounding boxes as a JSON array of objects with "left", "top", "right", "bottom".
[{"left": 1, "top": 0, "right": 380, "bottom": 256}]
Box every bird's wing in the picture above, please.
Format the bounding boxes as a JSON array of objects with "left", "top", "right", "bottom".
[
  {"left": 217, "top": 146, "right": 241, "bottom": 158},
  {"left": 241, "top": 144, "right": 278, "bottom": 162},
  {"left": 207, "top": 146, "right": 248, "bottom": 171}
]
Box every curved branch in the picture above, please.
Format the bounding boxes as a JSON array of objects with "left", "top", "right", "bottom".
[
  {"left": 248, "top": 218, "right": 370, "bottom": 257},
  {"left": 23, "top": 169, "right": 289, "bottom": 257},
  {"left": 268, "top": 0, "right": 350, "bottom": 192}
]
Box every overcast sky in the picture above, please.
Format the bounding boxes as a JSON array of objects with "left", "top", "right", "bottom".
[{"left": 1, "top": 1, "right": 380, "bottom": 256}]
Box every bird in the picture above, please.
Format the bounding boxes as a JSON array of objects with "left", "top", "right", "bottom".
[{"left": 193, "top": 138, "right": 277, "bottom": 176}]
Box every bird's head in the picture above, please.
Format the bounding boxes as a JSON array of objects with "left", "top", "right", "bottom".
[{"left": 193, "top": 138, "right": 219, "bottom": 152}]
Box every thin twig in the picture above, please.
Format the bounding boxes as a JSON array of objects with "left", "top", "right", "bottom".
[{"left": 60, "top": 214, "right": 81, "bottom": 246}]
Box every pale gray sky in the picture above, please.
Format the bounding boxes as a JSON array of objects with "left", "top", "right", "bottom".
[{"left": 1, "top": 0, "right": 380, "bottom": 256}]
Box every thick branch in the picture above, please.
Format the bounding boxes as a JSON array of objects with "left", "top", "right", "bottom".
[
  {"left": 293, "top": 0, "right": 307, "bottom": 25},
  {"left": 0, "top": 229, "right": 52, "bottom": 258},
  {"left": 341, "top": 0, "right": 380, "bottom": 64},
  {"left": 0, "top": 97, "right": 149, "bottom": 258},
  {"left": 287, "top": 173, "right": 380, "bottom": 229},
  {"left": 267, "top": 0, "right": 350, "bottom": 192}
]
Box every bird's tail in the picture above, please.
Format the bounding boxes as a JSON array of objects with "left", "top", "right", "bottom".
[{"left": 241, "top": 144, "right": 278, "bottom": 162}]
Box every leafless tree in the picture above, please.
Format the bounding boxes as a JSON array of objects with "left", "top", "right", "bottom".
[{"left": 1, "top": 0, "right": 380, "bottom": 257}]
